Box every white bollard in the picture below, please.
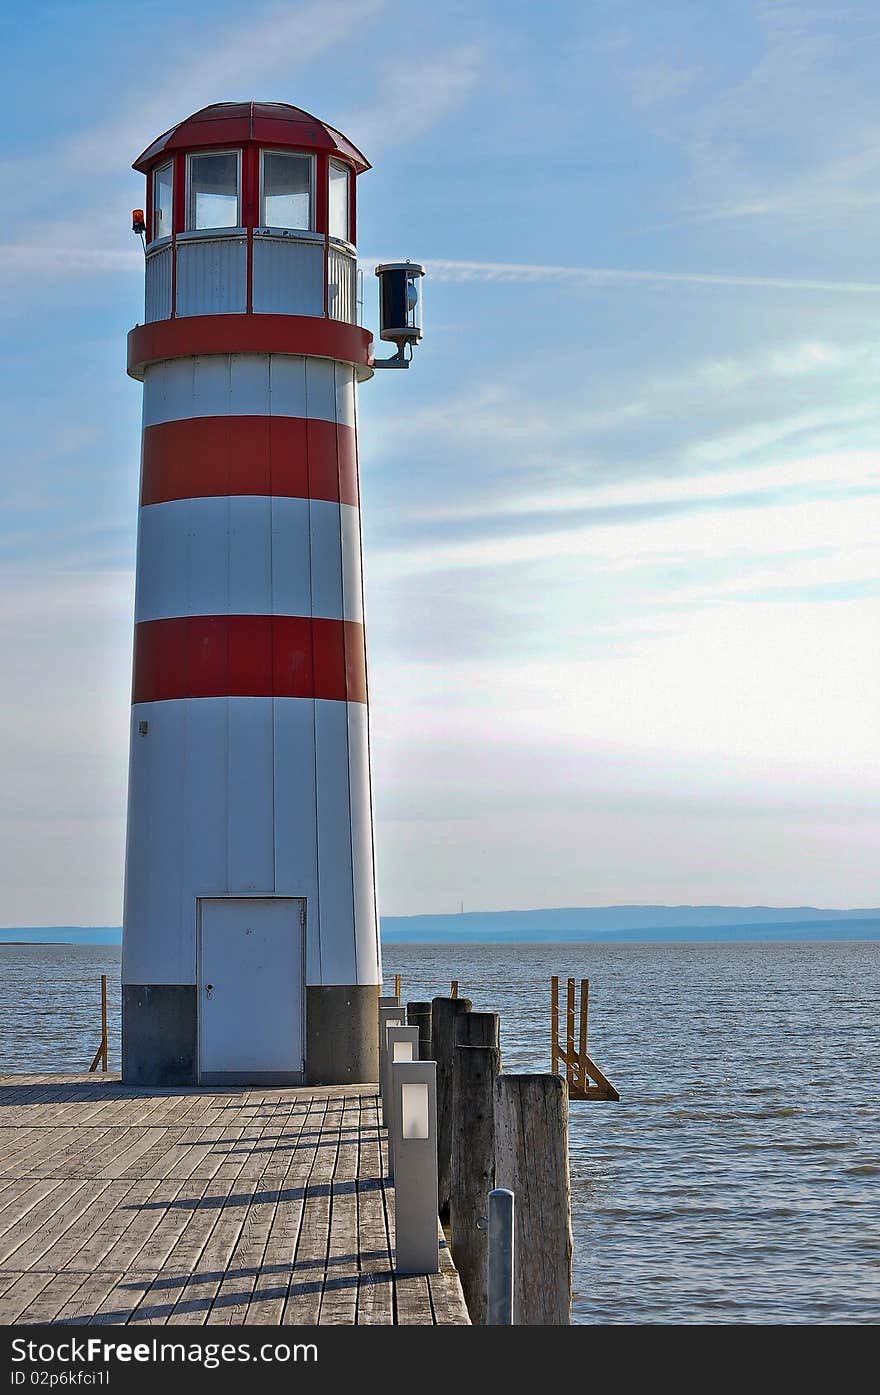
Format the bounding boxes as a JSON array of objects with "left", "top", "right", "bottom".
[
  {"left": 391, "top": 1059, "right": 439, "bottom": 1275},
  {"left": 385, "top": 1024, "right": 420, "bottom": 1177},
  {"left": 487, "top": 1188, "right": 515, "bottom": 1325},
  {"left": 378, "top": 1005, "right": 404, "bottom": 1121}
]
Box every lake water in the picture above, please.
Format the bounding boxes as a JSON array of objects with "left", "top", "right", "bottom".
[{"left": 1, "top": 939, "right": 877, "bottom": 1324}]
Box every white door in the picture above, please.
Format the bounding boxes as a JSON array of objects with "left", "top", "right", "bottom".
[{"left": 198, "top": 897, "right": 305, "bottom": 1083}]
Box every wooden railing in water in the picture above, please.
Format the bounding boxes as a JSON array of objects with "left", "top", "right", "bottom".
[
  {"left": 88, "top": 975, "right": 108, "bottom": 1073},
  {"left": 551, "top": 975, "right": 619, "bottom": 1101}
]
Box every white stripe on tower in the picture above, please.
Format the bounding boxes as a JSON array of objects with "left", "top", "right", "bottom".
[
  {"left": 135, "top": 498, "right": 364, "bottom": 624},
  {"left": 141, "top": 354, "right": 355, "bottom": 427},
  {"left": 124, "top": 697, "right": 376, "bottom": 987}
]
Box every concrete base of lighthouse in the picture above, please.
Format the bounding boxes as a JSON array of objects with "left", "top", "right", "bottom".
[
  {"left": 121, "top": 983, "right": 379, "bottom": 1088},
  {"left": 122, "top": 985, "right": 198, "bottom": 1087},
  {"left": 305, "top": 985, "right": 380, "bottom": 1086}
]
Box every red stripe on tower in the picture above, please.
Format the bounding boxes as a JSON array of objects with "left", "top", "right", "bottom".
[
  {"left": 128, "top": 315, "right": 373, "bottom": 381},
  {"left": 141, "top": 417, "right": 359, "bottom": 507},
  {"left": 132, "top": 615, "right": 368, "bottom": 704}
]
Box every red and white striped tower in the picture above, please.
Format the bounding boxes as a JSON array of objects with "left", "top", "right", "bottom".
[{"left": 123, "top": 103, "right": 388, "bottom": 1086}]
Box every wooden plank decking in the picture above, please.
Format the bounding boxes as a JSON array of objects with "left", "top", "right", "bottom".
[{"left": 0, "top": 1076, "right": 470, "bottom": 1326}]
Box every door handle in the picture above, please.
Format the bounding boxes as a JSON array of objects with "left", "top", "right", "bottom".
[{"left": 205, "top": 983, "right": 214, "bottom": 998}]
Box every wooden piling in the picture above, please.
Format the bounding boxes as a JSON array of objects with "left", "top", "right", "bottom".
[
  {"left": 450, "top": 1044, "right": 501, "bottom": 1323},
  {"left": 431, "top": 995, "right": 472, "bottom": 1222},
  {"left": 494, "top": 1073, "right": 572, "bottom": 1325},
  {"left": 566, "top": 977, "right": 575, "bottom": 1092},
  {"left": 455, "top": 1010, "right": 500, "bottom": 1050},
  {"left": 406, "top": 1001, "right": 432, "bottom": 1061},
  {"left": 101, "top": 975, "right": 108, "bottom": 1072}
]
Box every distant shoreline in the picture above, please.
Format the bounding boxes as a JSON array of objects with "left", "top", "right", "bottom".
[
  {"left": 2, "top": 934, "right": 879, "bottom": 947},
  {"left": 2, "top": 905, "right": 879, "bottom": 948}
]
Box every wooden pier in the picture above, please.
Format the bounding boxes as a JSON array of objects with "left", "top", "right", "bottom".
[{"left": 0, "top": 1075, "right": 469, "bottom": 1327}]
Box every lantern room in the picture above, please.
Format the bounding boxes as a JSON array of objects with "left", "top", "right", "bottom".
[{"left": 132, "top": 101, "right": 369, "bottom": 325}]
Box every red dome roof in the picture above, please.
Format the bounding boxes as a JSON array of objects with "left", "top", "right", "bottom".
[{"left": 133, "top": 101, "right": 370, "bottom": 174}]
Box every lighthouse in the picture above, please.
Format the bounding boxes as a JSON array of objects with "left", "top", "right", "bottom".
[{"left": 122, "top": 102, "right": 423, "bottom": 1087}]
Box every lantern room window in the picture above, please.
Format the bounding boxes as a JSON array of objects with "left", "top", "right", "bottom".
[
  {"left": 261, "top": 151, "right": 312, "bottom": 230},
  {"left": 187, "top": 150, "right": 240, "bottom": 230},
  {"left": 328, "top": 159, "right": 350, "bottom": 242},
  {"left": 152, "top": 161, "right": 173, "bottom": 240}
]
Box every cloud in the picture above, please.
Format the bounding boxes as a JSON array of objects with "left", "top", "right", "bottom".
[
  {"left": 0, "top": 12, "right": 484, "bottom": 283},
  {"left": 0, "top": 245, "right": 141, "bottom": 277},
  {"left": 367, "top": 585, "right": 880, "bottom": 919},
  {"left": 627, "top": 59, "right": 702, "bottom": 109},
  {"left": 642, "top": 2, "right": 880, "bottom": 226},
  {"left": 361, "top": 334, "right": 880, "bottom": 488},
  {"left": 397, "top": 450, "right": 880, "bottom": 529},
  {"left": 0, "top": 565, "right": 133, "bottom": 919},
  {"left": 66, "top": 0, "right": 389, "bottom": 175},
  {"left": 370, "top": 486, "right": 880, "bottom": 580},
  {"left": 0, "top": 0, "right": 389, "bottom": 283},
  {"left": 339, "top": 42, "right": 484, "bottom": 152},
  {"left": 360, "top": 325, "right": 880, "bottom": 587}
]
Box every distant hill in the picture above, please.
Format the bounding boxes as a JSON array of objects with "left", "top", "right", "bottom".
[
  {"left": 380, "top": 905, "right": 880, "bottom": 944},
  {"left": 1, "top": 906, "right": 879, "bottom": 947}
]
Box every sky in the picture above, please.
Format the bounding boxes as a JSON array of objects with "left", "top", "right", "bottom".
[{"left": 0, "top": 0, "right": 878, "bottom": 923}]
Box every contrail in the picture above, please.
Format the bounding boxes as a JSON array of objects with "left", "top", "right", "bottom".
[
  {"left": 5, "top": 243, "right": 879, "bottom": 297},
  {"left": 362, "top": 255, "right": 880, "bottom": 296}
]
